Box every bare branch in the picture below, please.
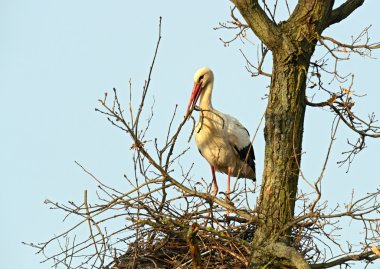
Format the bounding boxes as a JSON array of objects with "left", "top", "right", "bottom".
[
  {"left": 230, "top": 0, "right": 282, "bottom": 50},
  {"left": 321, "top": 34, "right": 380, "bottom": 52},
  {"left": 327, "top": 0, "right": 365, "bottom": 28},
  {"left": 306, "top": 98, "right": 380, "bottom": 138},
  {"left": 240, "top": 46, "right": 272, "bottom": 77},
  {"left": 311, "top": 249, "right": 378, "bottom": 268},
  {"left": 133, "top": 16, "right": 162, "bottom": 134}
]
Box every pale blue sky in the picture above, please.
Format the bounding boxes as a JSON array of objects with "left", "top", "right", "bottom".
[{"left": 1, "top": 1, "right": 380, "bottom": 268}]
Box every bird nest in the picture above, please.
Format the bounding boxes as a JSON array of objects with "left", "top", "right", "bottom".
[{"left": 110, "top": 218, "right": 256, "bottom": 269}]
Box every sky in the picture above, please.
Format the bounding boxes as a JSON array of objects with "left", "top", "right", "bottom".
[{"left": 1, "top": 1, "right": 380, "bottom": 268}]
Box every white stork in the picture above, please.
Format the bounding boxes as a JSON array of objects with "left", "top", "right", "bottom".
[{"left": 186, "top": 67, "right": 256, "bottom": 200}]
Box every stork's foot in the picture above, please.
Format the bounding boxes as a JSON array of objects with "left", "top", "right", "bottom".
[
  {"left": 224, "top": 192, "right": 234, "bottom": 217},
  {"left": 222, "top": 192, "right": 234, "bottom": 205},
  {"left": 225, "top": 197, "right": 234, "bottom": 206}
]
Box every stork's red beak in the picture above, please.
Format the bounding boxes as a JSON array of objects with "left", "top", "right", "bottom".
[{"left": 186, "top": 83, "right": 203, "bottom": 118}]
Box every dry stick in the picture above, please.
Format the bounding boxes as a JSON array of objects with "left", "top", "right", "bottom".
[
  {"left": 281, "top": 99, "right": 345, "bottom": 240},
  {"left": 75, "top": 161, "right": 123, "bottom": 195},
  {"left": 133, "top": 16, "right": 162, "bottom": 134},
  {"left": 163, "top": 112, "right": 192, "bottom": 170},
  {"left": 134, "top": 153, "right": 141, "bottom": 267},
  {"left": 321, "top": 34, "right": 380, "bottom": 51},
  {"left": 47, "top": 226, "right": 129, "bottom": 267},
  {"left": 140, "top": 97, "right": 155, "bottom": 140},
  {"left": 131, "top": 17, "right": 165, "bottom": 213},
  {"left": 240, "top": 47, "right": 272, "bottom": 77},
  {"left": 194, "top": 106, "right": 226, "bottom": 133},
  {"left": 33, "top": 215, "right": 89, "bottom": 254},
  {"left": 165, "top": 105, "right": 179, "bottom": 146},
  {"left": 309, "top": 116, "right": 341, "bottom": 213},
  {"left": 68, "top": 235, "right": 76, "bottom": 268},
  {"left": 129, "top": 79, "right": 134, "bottom": 126},
  {"left": 293, "top": 130, "right": 315, "bottom": 191},
  {"left": 84, "top": 190, "right": 106, "bottom": 268},
  {"left": 211, "top": 245, "right": 248, "bottom": 266},
  {"left": 156, "top": 108, "right": 189, "bottom": 214}
]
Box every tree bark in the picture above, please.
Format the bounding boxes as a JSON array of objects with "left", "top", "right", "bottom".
[{"left": 254, "top": 50, "right": 309, "bottom": 245}]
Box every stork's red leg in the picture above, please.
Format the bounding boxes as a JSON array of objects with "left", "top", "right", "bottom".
[
  {"left": 211, "top": 165, "right": 218, "bottom": 196},
  {"left": 227, "top": 167, "right": 231, "bottom": 201},
  {"left": 204, "top": 165, "right": 218, "bottom": 224}
]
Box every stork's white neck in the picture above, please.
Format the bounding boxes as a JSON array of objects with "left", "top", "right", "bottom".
[{"left": 199, "top": 81, "right": 214, "bottom": 110}]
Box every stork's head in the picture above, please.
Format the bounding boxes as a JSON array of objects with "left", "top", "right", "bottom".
[{"left": 186, "top": 67, "right": 214, "bottom": 117}]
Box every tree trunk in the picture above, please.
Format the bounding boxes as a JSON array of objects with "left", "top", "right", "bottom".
[
  {"left": 254, "top": 52, "right": 310, "bottom": 245},
  {"left": 248, "top": 45, "right": 314, "bottom": 269},
  {"left": 230, "top": 1, "right": 350, "bottom": 267}
]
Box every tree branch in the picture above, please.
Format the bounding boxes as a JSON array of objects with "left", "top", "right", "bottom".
[
  {"left": 311, "top": 249, "right": 378, "bottom": 268},
  {"left": 230, "top": 0, "right": 282, "bottom": 50},
  {"left": 327, "top": 0, "right": 365, "bottom": 27},
  {"left": 305, "top": 99, "right": 380, "bottom": 138}
]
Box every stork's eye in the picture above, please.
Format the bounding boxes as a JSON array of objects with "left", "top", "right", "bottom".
[{"left": 199, "top": 75, "right": 204, "bottom": 81}]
